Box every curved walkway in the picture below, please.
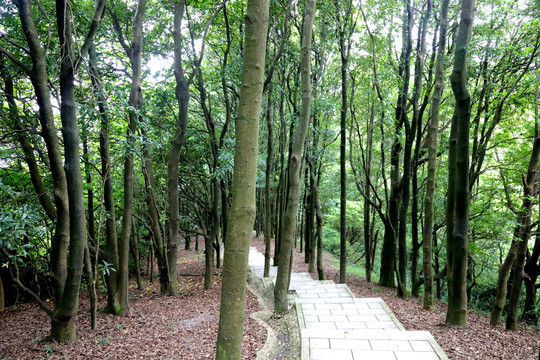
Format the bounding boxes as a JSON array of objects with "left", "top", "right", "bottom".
[{"left": 249, "top": 247, "right": 448, "bottom": 360}]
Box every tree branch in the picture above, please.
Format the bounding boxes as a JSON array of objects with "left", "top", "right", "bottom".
[{"left": 1, "top": 248, "right": 53, "bottom": 316}]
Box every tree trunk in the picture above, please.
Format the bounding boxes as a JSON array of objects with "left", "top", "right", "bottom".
[
  {"left": 115, "top": 0, "right": 147, "bottom": 315},
  {"left": 215, "top": 0, "right": 269, "bottom": 357},
  {"left": 396, "top": 0, "right": 413, "bottom": 299},
  {"left": 84, "top": 245, "right": 97, "bottom": 330},
  {"left": 88, "top": 41, "right": 121, "bottom": 311},
  {"left": 522, "top": 60, "right": 540, "bottom": 325},
  {"left": 505, "top": 138, "right": 540, "bottom": 329},
  {"left": 314, "top": 169, "right": 325, "bottom": 280},
  {"left": 14, "top": 0, "right": 70, "bottom": 308},
  {"left": 142, "top": 134, "right": 172, "bottom": 295},
  {"left": 82, "top": 136, "right": 97, "bottom": 329},
  {"left": 204, "top": 177, "right": 220, "bottom": 290},
  {"left": 49, "top": 0, "right": 89, "bottom": 340},
  {"left": 168, "top": 0, "right": 189, "bottom": 296},
  {"left": 446, "top": 0, "right": 475, "bottom": 326},
  {"left": 490, "top": 241, "right": 518, "bottom": 324},
  {"left": 410, "top": 0, "right": 432, "bottom": 299},
  {"left": 308, "top": 166, "right": 316, "bottom": 273},
  {"left": 364, "top": 107, "right": 374, "bottom": 283},
  {"left": 523, "top": 232, "right": 540, "bottom": 324},
  {"left": 264, "top": 85, "right": 274, "bottom": 277},
  {"left": 131, "top": 219, "right": 143, "bottom": 290},
  {"left": 0, "top": 272, "right": 4, "bottom": 312},
  {"left": 274, "top": 0, "right": 316, "bottom": 314},
  {"left": 424, "top": 0, "right": 449, "bottom": 310},
  {"left": 337, "top": 1, "right": 352, "bottom": 285},
  {"left": 274, "top": 93, "right": 288, "bottom": 266}
]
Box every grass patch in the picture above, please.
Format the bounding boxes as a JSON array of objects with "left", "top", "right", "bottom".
[{"left": 325, "top": 255, "right": 380, "bottom": 283}]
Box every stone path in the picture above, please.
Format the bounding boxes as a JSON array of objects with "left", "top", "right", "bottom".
[{"left": 248, "top": 247, "right": 448, "bottom": 360}]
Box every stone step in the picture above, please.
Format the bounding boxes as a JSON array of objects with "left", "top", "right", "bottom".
[
  {"left": 302, "top": 329, "right": 447, "bottom": 360},
  {"left": 247, "top": 247, "right": 448, "bottom": 360}
]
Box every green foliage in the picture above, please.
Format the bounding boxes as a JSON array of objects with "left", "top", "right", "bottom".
[
  {"left": 468, "top": 282, "right": 498, "bottom": 314},
  {"left": 322, "top": 227, "right": 341, "bottom": 256}
]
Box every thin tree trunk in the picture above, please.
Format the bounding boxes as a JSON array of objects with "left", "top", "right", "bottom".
[
  {"left": 490, "top": 241, "right": 518, "bottom": 324},
  {"left": 204, "top": 178, "right": 220, "bottom": 290},
  {"left": 264, "top": 85, "right": 274, "bottom": 277},
  {"left": 88, "top": 41, "right": 121, "bottom": 311},
  {"left": 215, "top": 0, "right": 269, "bottom": 356},
  {"left": 522, "top": 60, "right": 540, "bottom": 325},
  {"left": 142, "top": 134, "right": 172, "bottom": 295},
  {"left": 396, "top": 0, "right": 414, "bottom": 299},
  {"left": 115, "top": 0, "right": 147, "bottom": 315},
  {"left": 364, "top": 105, "right": 374, "bottom": 283},
  {"left": 314, "top": 168, "right": 324, "bottom": 280},
  {"left": 274, "top": 92, "right": 287, "bottom": 266},
  {"left": 523, "top": 231, "right": 540, "bottom": 324},
  {"left": 168, "top": 0, "right": 189, "bottom": 296},
  {"left": 446, "top": 0, "right": 475, "bottom": 326},
  {"left": 505, "top": 102, "right": 540, "bottom": 329},
  {"left": 336, "top": 0, "right": 353, "bottom": 285},
  {"left": 274, "top": 0, "right": 316, "bottom": 314},
  {"left": 0, "top": 272, "right": 4, "bottom": 312},
  {"left": 424, "top": 0, "right": 449, "bottom": 310},
  {"left": 84, "top": 245, "right": 97, "bottom": 330},
  {"left": 410, "top": 0, "right": 432, "bottom": 299},
  {"left": 131, "top": 219, "right": 143, "bottom": 290}
]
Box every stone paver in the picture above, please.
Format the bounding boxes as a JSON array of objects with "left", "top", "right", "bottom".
[{"left": 248, "top": 247, "right": 448, "bottom": 360}]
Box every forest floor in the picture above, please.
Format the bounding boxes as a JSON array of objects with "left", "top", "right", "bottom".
[
  {"left": 2, "top": 237, "right": 540, "bottom": 360},
  {"left": 0, "top": 248, "right": 266, "bottom": 360},
  {"left": 251, "top": 236, "right": 540, "bottom": 360}
]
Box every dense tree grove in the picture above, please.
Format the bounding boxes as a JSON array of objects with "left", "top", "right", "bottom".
[{"left": 1, "top": 0, "right": 540, "bottom": 350}]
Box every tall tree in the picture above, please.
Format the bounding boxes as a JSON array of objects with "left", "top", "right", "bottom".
[
  {"left": 215, "top": 0, "right": 270, "bottom": 356},
  {"left": 167, "top": 0, "right": 189, "bottom": 295},
  {"left": 395, "top": 0, "right": 413, "bottom": 298},
  {"left": 1, "top": 0, "right": 106, "bottom": 341},
  {"left": 334, "top": 0, "right": 354, "bottom": 285},
  {"left": 445, "top": 0, "right": 475, "bottom": 326},
  {"left": 423, "top": 0, "right": 449, "bottom": 310},
  {"left": 505, "top": 134, "right": 540, "bottom": 330},
  {"left": 110, "top": 0, "right": 147, "bottom": 314},
  {"left": 274, "top": 0, "right": 317, "bottom": 314}
]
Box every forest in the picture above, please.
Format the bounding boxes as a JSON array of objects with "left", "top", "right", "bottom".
[{"left": 0, "top": 0, "right": 540, "bottom": 358}]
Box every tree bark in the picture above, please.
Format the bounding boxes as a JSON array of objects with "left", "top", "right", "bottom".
[
  {"left": 215, "top": 0, "right": 269, "bottom": 357},
  {"left": 336, "top": 0, "right": 353, "bottom": 285},
  {"left": 131, "top": 219, "right": 143, "bottom": 289},
  {"left": 88, "top": 41, "right": 122, "bottom": 310},
  {"left": 424, "top": 0, "right": 449, "bottom": 310},
  {"left": 168, "top": 0, "right": 190, "bottom": 296},
  {"left": 115, "top": 0, "right": 147, "bottom": 315},
  {"left": 446, "top": 0, "right": 475, "bottom": 326},
  {"left": 141, "top": 128, "right": 172, "bottom": 295},
  {"left": 0, "top": 272, "right": 4, "bottom": 312},
  {"left": 14, "top": 0, "right": 70, "bottom": 307},
  {"left": 522, "top": 60, "right": 540, "bottom": 325},
  {"left": 396, "top": 0, "right": 413, "bottom": 299},
  {"left": 49, "top": 0, "right": 89, "bottom": 341},
  {"left": 274, "top": 0, "right": 316, "bottom": 314},
  {"left": 264, "top": 85, "right": 274, "bottom": 277},
  {"left": 505, "top": 140, "right": 540, "bottom": 329},
  {"left": 410, "top": 0, "right": 432, "bottom": 299},
  {"left": 490, "top": 241, "right": 518, "bottom": 324}
]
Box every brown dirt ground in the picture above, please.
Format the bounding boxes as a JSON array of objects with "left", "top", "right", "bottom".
[
  {"left": 251, "top": 236, "right": 540, "bottom": 360},
  {"left": 0, "top": 249, "right": 265, "bottom": 360}
]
